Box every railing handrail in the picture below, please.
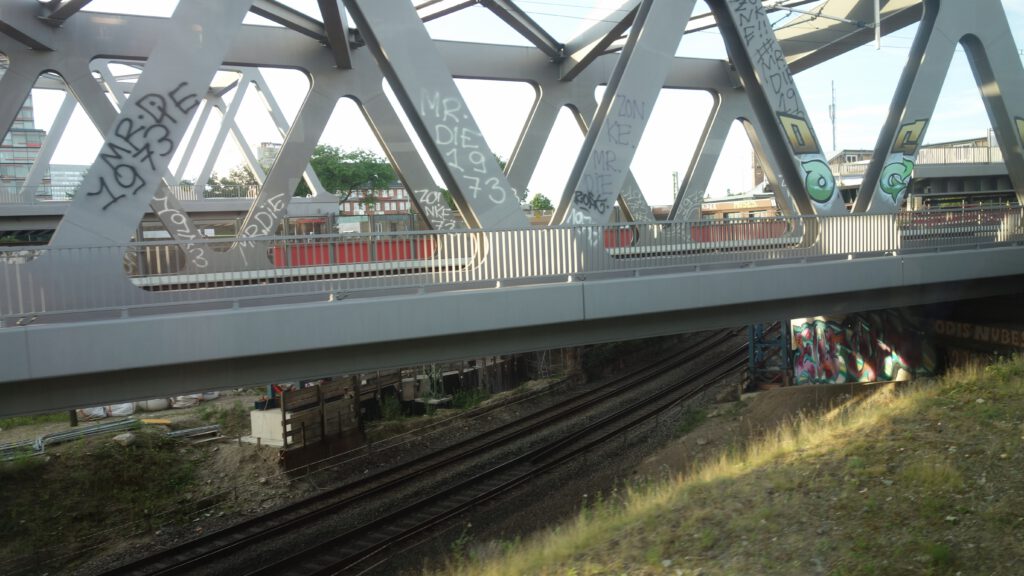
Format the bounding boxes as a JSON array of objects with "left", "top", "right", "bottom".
[{"left": 2, "top": 207, "right": 1022, "bottom": 322}]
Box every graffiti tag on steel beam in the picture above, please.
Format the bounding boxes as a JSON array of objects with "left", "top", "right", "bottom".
[{"left": 891, "top": 119, "right": 928, "bottom": 155}]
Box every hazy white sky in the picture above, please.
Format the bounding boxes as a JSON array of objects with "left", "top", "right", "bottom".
[{"left": 20, "top": 0, "right": 1024, "bottom": 204}]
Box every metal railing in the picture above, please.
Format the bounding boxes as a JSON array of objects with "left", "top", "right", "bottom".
[
  {"left": 826, "top": 145, "right": 1006, "bottom": 180},
  {"left": 0, "top": 185, "right": 79, "bottom": 203},
  {"left": 1, "top": 207, "right": 1022, "bottom": 323},
  {"left": 916, "top": 145, "right": 1004, "bottom": 165},
  {"left": 0, "top": 183, "right": 261, "bottom": 204}
]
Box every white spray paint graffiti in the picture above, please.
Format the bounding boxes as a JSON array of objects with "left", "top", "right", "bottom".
[
  {"left": 152, "top": 186, "right": 209, "bottom": 269},
  {"left": 568, "top": 207, "right": 602, "bottom": 246},
  {"left": 419, "top": 89, "right": 508, "bottom": 206},
  {"left": 413, "top": 188, "right": 460, "bottom": 230},
  {"left": 726, "top": 0, "right": 842, "bottom": 213},
  {"left": 572, "top": 93, "right": 648, "bottom": 224},
  {"left": 240, "top": 192, "right": 287, "bottom": 242}
]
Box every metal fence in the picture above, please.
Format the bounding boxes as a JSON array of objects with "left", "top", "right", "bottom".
[
  {"left": 916, "top": 145, "right": 1004, "bottom": 165},
  {"left": 1, "top": 207, "right": 1021, "bottom": 323},
  {"left": 0, "top": 183, "right": 260, "bottom": 204}
]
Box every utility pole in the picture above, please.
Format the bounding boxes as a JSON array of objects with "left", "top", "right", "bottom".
[
  {"left": 875, "top": 0, "right": 881, "bottom": 49},
  {"left": 829, "top": 81, "right": 837, "bottom": 153}
]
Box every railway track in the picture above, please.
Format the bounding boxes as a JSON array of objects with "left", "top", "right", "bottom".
[
  {"left": 246, "top": 345, "right": 747, "bottom": 576},
  {"left": 100, "top": 332, "right": 743, "bottom": 576}
]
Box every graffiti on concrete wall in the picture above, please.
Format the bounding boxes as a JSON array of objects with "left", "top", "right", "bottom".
[{"left": 791, "top": 311, "right": 934, "bottom": 385}]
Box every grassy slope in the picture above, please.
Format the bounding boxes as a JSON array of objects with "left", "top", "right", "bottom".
[{"left": 446, "top": 359, "right": 1024, "bottom": 575}]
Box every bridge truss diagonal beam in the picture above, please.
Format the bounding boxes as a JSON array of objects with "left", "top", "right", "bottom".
[
  {"left": 708, "top": 0, "right": 846, "bottom": 216},
  {"left": 360, "top": 94, "right": 465, "bottom": 230},
  {"left": 571, "top": 97, "right": 654, "bottom": 223},
  {"left": 670, "top": 91, "right": 795, "bottom": 222},
  {"left": 416, "top": 0, "right": 478, "bottom": 23},
  {"left": 345, "top": 0, "right": 528, "bottom": 229},
  {"left": 560, "top": 0, "right": 639, "bottom": 82},
  {"left": 38, "top": 0, "right": 94, "bottom": 25},
  {"left": 249, "top": 0, "right": 327, "bottom": 43},
  {"left": 194, "top": 71, "right": 254, "bottom": 192},
  {"left": 557, "top": 0, "right": 697, "bottom": 227},
  {"left": 857, "top": 0, "right": 1024, "bottom": 212},
  {"left": 0, "top": 4, "right": 54, "bottom": 51},
  {"left": 20, "top": 91, "right": 76, "bottom": 200},
  {"left": 481, "top": 0, "right": 565, "bottom": 61},
  {"left": 50, "top": 0, "right": 252, "bottom": 257},
  {"left": 316, "top": 0, "right": 352, "bottom": 69}
]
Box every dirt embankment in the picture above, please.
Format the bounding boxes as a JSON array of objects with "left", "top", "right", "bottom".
[{"left": 635, "top": 381, "right": 899, "bottom": 480}]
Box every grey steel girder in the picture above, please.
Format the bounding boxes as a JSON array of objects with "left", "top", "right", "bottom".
[
  {"left": 559, "top": 0, "right": 640, "bottom": 82},
  {"left": 249, "top": 0, "right": 328, "bottom": 43},
  {"left": 38, "top": 0, "right": 94, "bottom": 25},
  {"left": 361, "top": 94, "right": 465, "bottom": 230},
  {"left": 194, "top": 71, "right": 254, "bottom": 192},
  {"left": 210, "top": 96, "right": 269, "bottom": 185},
  {"left": 344, "top": 0, "right": 529, "bottom": 230},
  {"left": 858, "top": 0, "right": 1024, "bottom": 211},
  {"left": 670, "top": 89, "right": 795, "bottom": 221},
  {"left": 82, "top": 59, "right": 219, "bottom": 269},
  {"left": 556, "top": 0, "right": 698, "bottom": 227},
  {"left": 20, "top": 92, "right": 76, "bottom": 200},
  {"left": 6, "top": 0, "right": 1023, "bottom": 244},
  {"left": 174, "top": 100, "right": 216, "bottom": 184},
  {"left": 0, "top": 6, "right": 779, "bottom": 237},
  {"left": 708, "top": 0, "right": 847, "bottom": 216},
  {"left": 0, "top": 1, "right": 55, "bottom": 50},
  {"left": 572, "top": 97, "right": 654, "bottom": 222},
  {"left": 49, "top": 0, "right": 252, "bottom": 250},
  {"left": 417, "top": 0, "right": 478, "bottom": 23},
  {"left": 249, "top": 68, "right": 329, "bottom": 199},
  {"left": 481, "top": 0, "right": 565, "bottom": 61},
  {"left": 316, "top": 0, "right": 353, "bottom": 69}
]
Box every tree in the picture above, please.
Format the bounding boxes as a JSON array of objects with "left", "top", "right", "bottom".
[
  {"left": 296, "top": 145, "right": 396, "bottom": 198},
  {"left": 530, "top": 193, "right": 554, "bottom": 211},
  {"left": 206, "top": 165, "right": 258, "bottom": 197}
]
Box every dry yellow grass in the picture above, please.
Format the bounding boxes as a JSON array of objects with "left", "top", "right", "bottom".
[{"left": 440, "top": 358, "right": 1024, "bottom": 575}]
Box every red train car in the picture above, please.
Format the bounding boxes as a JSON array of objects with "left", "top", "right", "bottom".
[{"left": 272, "top": 237, "right": 436, "bottom": 267}]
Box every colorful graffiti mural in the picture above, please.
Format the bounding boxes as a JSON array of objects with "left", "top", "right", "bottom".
[{"left": 791, "top": 311, "right": 935, "bottom": 385}]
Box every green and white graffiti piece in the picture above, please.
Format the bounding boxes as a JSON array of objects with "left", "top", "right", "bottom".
[
  {"left": 800, "top": 159, "right": 836, "bottom": 205},
  {"left": 777, "top": 112, "right": 842, "bottom": 213},
  {"left": 880, "top": 156, "right": 916, "bottom": 204},
  {"left": 871, "top": 118, "right": 928, "bottom": 210}
]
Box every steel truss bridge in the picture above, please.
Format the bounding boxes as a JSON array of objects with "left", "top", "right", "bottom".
[{"left": 0, "top": 0, "right": 1023, "bottom": 415}]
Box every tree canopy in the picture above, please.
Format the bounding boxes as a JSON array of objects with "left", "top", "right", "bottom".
[
  {"left": 299, "top": 145, "right": 396, "bottom": 197},
  {"left": 530, "top": 193, "right": 554, "bottom": 211},
  {"left": 206, "top": 165, "right": 258, "bottom": 197}
]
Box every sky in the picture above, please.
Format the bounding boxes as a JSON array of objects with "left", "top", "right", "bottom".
[{"left": 16, "top": 0, "right": 1024, "bottom": 205}]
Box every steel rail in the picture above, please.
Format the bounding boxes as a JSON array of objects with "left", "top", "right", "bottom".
[
  {"left": 99, "top": 330, "right": 739, "bottom": 576},
  {"left": 246, "top": 345, "right": 747, "bottom": 575}
]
